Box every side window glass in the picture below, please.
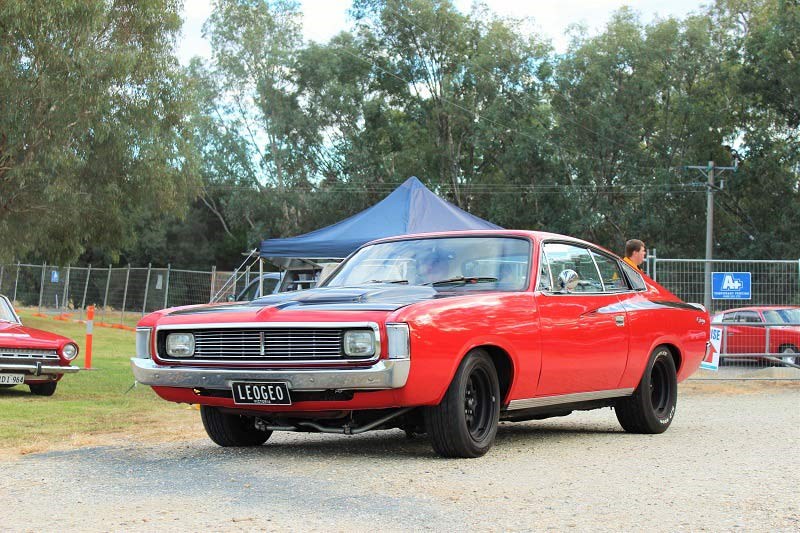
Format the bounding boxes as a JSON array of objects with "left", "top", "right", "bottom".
[
  {"left": 542, "top": 242, "right": 603, "bottom": 293},
  {"left": 737, "top": 311, "right": 762, "bottom": 323},
  {"left": 620, "top": 262, "right": 647, "bottom": 291},
  {"left": 721, "top": 313, "right": 735, "bottom": 323},
  {"left": 591, "top": 250, "right": 627, "bottom": 292},
  {"left": 537, "top": 252, "right": 552, "bottom": 291},
  {"left": 261, "top": 277, "right": 279, "bottom": 295},
  {"left": 238, "top": 280, "right": 260, "bottom": 301}
]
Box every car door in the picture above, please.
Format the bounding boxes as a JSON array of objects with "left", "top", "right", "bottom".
[
  {"left": 728, "top": 310, "right": 766, "bottom": 353},
  {"left": 534, "top": 242, "right": 629, "bottom": 396}
]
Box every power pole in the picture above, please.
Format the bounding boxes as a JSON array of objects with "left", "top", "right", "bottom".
[{"left": 686, "top": 160, "right": 738, "bottom": 311}]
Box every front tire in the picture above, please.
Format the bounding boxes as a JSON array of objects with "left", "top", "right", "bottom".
[
  {"left": 425, "top": 349, "right": 500, "bottom": 458},
  {"left": 29, "top": 382, "right": 57, "bottom": 396},
  {"left": 200, "top": 406, "right": 272, "bottom": 447},
  {"left": 615, "top": 346, "right": 677, "bottom": 434}
]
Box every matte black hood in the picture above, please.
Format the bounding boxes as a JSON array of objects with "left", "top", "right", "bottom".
[{"left": 168, "top": 284, "right": 441, "bottom": 316}]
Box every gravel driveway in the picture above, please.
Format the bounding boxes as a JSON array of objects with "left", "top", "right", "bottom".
[{"left": 2, "top": 385, "right": 798, "bottom": 532}]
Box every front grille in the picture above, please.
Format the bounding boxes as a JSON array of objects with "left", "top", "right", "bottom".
[
  {"left": 0, "top": 347, "right": 59, "bottom": 360},
  {"left": 158, "top": 328, "right": 373, "bottom": 361}
]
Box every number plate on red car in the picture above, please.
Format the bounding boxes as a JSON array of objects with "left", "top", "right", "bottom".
[
  {"left": 0, "top": 374, "right": 25, "bottom": 385},
  {"left": 231, "top": 382, "right": 292, "bottom": 405}
]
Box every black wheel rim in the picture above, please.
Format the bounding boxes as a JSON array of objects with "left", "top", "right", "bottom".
[
  {"left": 464, "top": 366, "right": 494, "bottom": 440},
  {"left": 649, "top": 355, "right": 672, "bottom": 417}
]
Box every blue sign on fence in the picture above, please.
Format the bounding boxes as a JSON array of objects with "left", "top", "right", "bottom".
[
  {"left": 712, "top": 272, "right": 751, "bottom": 300},
  {"left": 50, "top": 270, "right": 59, "bottom": 283}
]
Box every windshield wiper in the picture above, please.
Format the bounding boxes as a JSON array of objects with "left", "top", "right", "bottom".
[
  {"left": 424, "top": 276, "right": 498, "bottom": 287},
  {"left": 366, "top": 279, "right": 409, "bottom": 285}
]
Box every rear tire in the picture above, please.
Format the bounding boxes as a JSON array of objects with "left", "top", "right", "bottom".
[
  {"left": 425, "top": 349, "right": 500, "bottom": 458},
  {"left": 200, "top": 406, "right": 272, "bottom": 447},
  {"left": 615, "top": 346, "right": 677, "bottom": 434},
  {"left": 778, "top": 345, "right": 798, "bottom": 366},
  {"left": 29, "top": 382, "right": 57, "bottom": 396}
]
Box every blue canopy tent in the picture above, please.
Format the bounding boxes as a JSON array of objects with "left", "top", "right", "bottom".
[{"left": 259, "top": 176, "right": 502, "bottom": 263}]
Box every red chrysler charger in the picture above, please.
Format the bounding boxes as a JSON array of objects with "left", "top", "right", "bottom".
[
  {"left": 0, "top": 295, "right": 80, "bottom": 396},
  {"left": 132, "top": 231, "right": 710, "bottom": 458}
]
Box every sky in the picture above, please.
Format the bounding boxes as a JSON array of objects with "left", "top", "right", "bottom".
[{"left": 177, "top": 0, "right": 709, "bottom": 65}]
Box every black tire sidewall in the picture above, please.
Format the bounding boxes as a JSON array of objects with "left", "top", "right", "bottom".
[
  {"left": 29, "top": 381, "right": 57, "bottom": 396},
  {"left": 429, "top": 350, "right": 501, "bottom": 457},
  {"left": 642, "top": 347, "right": 677, "bottom": 430}
]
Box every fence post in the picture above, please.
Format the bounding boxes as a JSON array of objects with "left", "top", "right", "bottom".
[
  {"left": 38, "top": 262, "right": 46, "bottom": 313},
  {"left": 120, "top": 264, "right": 131, "bottom": 324},
  {"left": 13, "top": 262, "right": 20, "bottom": 303},
  {"left": 62, "top": 264, "right": 71, "bottom": 311},
  {"left": 210, "top": 265, "right": 216, "bottom": 303},
  {"left": 102, "top": 264, "right": 112, "bottom": 323},
  {"left": 81, "top": 264, "right": 91, "bottom": 319},
  {"left": 652, "top": 248, "right": 657, "bottom": 281},
  {"left": 142, "top": 263, "right": 152, "bottom": 315},
  {"left": 0, "top": 264, "right": 4, "bottom": 292},
  {"left": 245, "top": 265, "right": 251, "bottom": 285},
  {"left": 164, "top": 264, "right": 171, "bottom": 309}
]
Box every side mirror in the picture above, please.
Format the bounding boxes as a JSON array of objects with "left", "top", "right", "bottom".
[
  {"left": 226, "top": 294, "right": 236, "bottom": 302},
  {"left": 557, "top": 269, "right": 580, "bottom": 292}
]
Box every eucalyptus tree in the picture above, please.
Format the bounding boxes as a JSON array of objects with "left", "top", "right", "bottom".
[
  {"left": 344, "top": 0, "right": 555, "bottom": 227},
  {"left": 0, "top": 0, "right": 200, "bottom": 263}
]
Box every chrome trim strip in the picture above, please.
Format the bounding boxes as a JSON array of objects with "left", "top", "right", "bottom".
[
  {"left": 131, "top": 357, "right": 410, "bottom": 391},
  {"left": 0, "top": 363, "right": 79, "bottom": 375},
  {"left": 154, "top": 321, "right": 382, "bottom": 366},
  {"left": 507, "top": 388, "right": 634, "bottom": 410}
]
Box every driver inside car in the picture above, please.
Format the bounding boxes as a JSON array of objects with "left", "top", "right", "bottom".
[{"left": 417, "top": 250, "right": 452, "bottom": 284}]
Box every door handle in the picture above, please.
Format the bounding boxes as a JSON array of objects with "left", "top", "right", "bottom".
[{"left": 615, "top": 315, "right": 625, "bottom": 327}]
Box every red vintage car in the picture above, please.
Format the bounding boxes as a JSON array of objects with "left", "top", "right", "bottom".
[
  {"left": 711, "top": 306, "right": 800, "bottom": 366},
  {"left": 132, "top": 231, "right": 710, "bottom": 458},
  {"left": 0, "top": 295, "right": 80, "bottom": 396}
]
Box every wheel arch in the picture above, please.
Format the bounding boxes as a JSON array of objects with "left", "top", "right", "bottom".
[
  {"left": 472, "top": 344, "right": 514, "bottom": 404},
  {"left": 658, "top": 343, "right": 682, "bottom": 373}
]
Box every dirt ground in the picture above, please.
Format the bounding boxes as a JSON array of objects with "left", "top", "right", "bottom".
[{"left": 2, "top": 382, "right": 798, "bottom": 532}]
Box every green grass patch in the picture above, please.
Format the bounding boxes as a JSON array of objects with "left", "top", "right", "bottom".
[{"left": 0, "top": 308, "right": 197, "bottom": 451}]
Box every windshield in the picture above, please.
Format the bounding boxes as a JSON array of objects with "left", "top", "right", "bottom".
[
  {"left": 762, "top": 308, "right": 800, "bottom": 324},
  {"left": 324, "top": 236, "right": 531, "bottom": 291},
  {"left": 0, "top": 297, "right": 18, "bottom": 323}
]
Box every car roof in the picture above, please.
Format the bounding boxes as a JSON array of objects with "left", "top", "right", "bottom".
[
  {"left": 363, "top": 230, "right": 620, "bottom": 259},
  {"left": 718, "top": 306, "right": 800, "bottom": 314}
]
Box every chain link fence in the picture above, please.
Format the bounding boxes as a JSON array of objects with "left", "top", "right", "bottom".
[
  {"left": 0, "top": 263, "right": 269, "bottom": 324},
  {"left": 646, "top": 256, "right": 800, "bottom": 379},
  {"left": 3, "top": 258, "right": 799, "bottom": 379}
]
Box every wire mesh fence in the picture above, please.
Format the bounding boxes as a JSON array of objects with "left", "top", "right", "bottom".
[
  {"left": 2, "top": 258, "right": 799, "bottom": 380},
  {"left": 649, "top": 258, "right": 800, "bottom": 379}
]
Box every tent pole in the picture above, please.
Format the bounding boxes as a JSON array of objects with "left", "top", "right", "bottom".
[{"left": 258, "top": 258, "right": 264, "bottom": 297}]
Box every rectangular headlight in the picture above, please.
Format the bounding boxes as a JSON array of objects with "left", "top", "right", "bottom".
[
  {"left": 343, "top": 330, "right": 376, "bottom": 357},
  {"left": 386, "top": 323, "right": 410, "bottom": 359},
  {"left": 166, "top": 332, "right": 195, "bottom": 357},
  {"left": 136, "top": 328, "right": 152, "bottom": 359}
]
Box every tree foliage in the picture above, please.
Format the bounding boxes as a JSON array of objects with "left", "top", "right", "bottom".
[
  {"left": 0, "top": 0, "right": 200, "bottom": 263},
  {"left": 3, "top": 0, "right": 799, "bottom": 267}
]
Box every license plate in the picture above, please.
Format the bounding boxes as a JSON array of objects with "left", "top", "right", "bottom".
[
  {"left": 0, "top": 374, "right": 25, "bottom": 385},
  {"left": 231, "top": 382, "right": 292, "bottom": 405}
]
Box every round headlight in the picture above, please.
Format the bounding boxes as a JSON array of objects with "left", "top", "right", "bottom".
[
  {"left": 343, "top": 330, "right": 376, "bottom": 357},
  {"left": 166, "top": 332, "right": 195, "bottom": 357},
  {"left": 61, "top": 343, "right": 79, "bottom": 361}
]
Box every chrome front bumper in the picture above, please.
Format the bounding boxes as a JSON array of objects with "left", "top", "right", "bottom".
[
  {"left": 0, "top": 363, "right": 79, "bottom": 375},
  {"left": 130, "top": 357, "right": 411, "bottom": 391}
]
